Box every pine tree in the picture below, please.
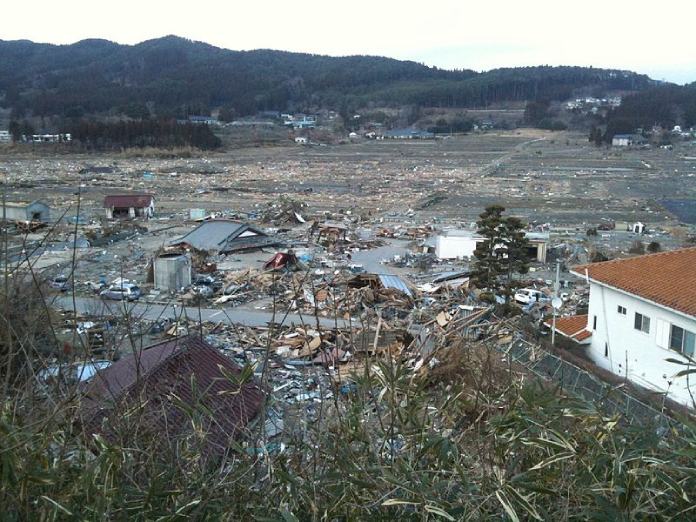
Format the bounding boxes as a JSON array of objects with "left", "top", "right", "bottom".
[
  {"left": 472, "top": 205, "right": 506, "bottom": 289},
  {"left": 472, "top": 205, "right": 531, "bottom": 295}
]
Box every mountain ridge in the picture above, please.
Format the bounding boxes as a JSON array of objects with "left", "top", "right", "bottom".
[{"left": 0, "top": 36, "right": 658, "bottom": 119}]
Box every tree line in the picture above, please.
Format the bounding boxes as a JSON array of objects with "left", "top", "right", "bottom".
[{"left": 67, "top": 119, "right": 221, "bottom": 150}]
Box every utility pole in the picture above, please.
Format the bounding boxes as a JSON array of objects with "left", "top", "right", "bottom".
[{"left": 551, "top": 259, "right": 561, "bottom": 345}]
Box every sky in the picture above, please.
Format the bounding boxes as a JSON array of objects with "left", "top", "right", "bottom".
[{"left": 2, "top": 0, "right": 695, "bottom": 84}]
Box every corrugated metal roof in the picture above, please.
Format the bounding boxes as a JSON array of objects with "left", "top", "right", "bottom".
[
  {"left": 377, "top": 274, "right": 413, "bottom": 297},
  {"left": 81, "top": 336, "right": 264, "bottom": 455}
]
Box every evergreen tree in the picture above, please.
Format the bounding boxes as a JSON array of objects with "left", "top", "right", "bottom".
[
  {"left": 472, "top": 205, "right": 531, "bottom": 294},
  {"left": 472, "top": 205, "right": 506, "bottom": 289}
]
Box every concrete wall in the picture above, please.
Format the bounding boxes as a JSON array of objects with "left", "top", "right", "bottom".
[
  {"left": 585, "top": 281, "right": 696, "bottom": 407},
  {"left": 154, "top": 254, "right": 192, "bottom": 292}
]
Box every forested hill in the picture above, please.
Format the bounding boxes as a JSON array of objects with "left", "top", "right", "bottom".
[
  {"left": 0, "top": 36, "right": 656, "bottom": 118},
  {"left": 603, "top": 83, "right": 696, "bottom": 137}
]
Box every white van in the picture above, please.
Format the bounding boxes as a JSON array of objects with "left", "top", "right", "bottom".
[{"left": 514, "top": 288, "right": 545, "bottom": 305}]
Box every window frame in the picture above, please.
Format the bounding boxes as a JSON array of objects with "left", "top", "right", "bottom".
[
  {"left": 634, "top": 312, "right": 650, "bottom": 334},
  {"left": 669, "top": 324, "right": 696, "bottom": 356},
  {"left": 617, "top": 305, "right": 627, "bottom": 315}
]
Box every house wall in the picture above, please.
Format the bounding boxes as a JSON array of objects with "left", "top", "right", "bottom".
[
  {"left": 2, "top": 205, "right": 29, "bottom": 222},
  {"left": 2, "top": 202, "right": 50, "bottom": 222},
  {"left": 585, "top": 281, "right": 696, "bottom": 406},
  {"left": 435, "top": 235, "right": 481, "bottom": 259}
]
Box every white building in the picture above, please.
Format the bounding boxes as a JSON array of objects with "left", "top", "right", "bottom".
[
  {"left": 433, "top": 231, "right": 482, "bottom": 259},
  {"left": 612, "top": 134, "right": 634, "bottom": 147},
  {"left": 565, "top": 248, "right": 696, "bottom": 407},
  {"left": 430, "top": 230, "right": 548, "bottom": 262},
  {"left": 0, "top": 130, "right": 11, "bottom": 143}
]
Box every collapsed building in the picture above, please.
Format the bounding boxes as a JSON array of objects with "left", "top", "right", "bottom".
[
  {"left": 172, "top": 220, "right": 279, "bottom": 254},
  {"left": 79, "top": 336, "right": 265, "bottom": 456}
]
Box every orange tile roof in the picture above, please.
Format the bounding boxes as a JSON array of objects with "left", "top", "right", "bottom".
[
  {"left": 571, "top": 247, "right": 696, "bottom": 318},
  {"left": 544, "top": 314, "right": 591, "bottom": 343}
]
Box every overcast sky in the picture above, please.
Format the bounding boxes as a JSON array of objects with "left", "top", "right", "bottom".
[{"left": 3, "top": 0, "right": 695, "bottom": 84}]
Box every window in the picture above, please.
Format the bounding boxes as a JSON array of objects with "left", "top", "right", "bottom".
[
  {"left": 670, "top": 325, "right": 696, "bottom": 356},
  {"left": 604, "top": 343, "right": 608, "bottom": 358},
  {"left": 617, "top": 305, "right": 627, "bottom": 315},
  {"left": 634, "top": 312, "right": 650, "bottom": 334},
  {"left": 593, "top": 316, "right": 597, "bottom": 330}
]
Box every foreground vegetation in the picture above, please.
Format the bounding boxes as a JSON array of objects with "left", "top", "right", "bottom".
[{"left": 2, "top": 303, "right": 695, "bottom": 520}]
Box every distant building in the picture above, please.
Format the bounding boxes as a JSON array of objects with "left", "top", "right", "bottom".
[
  {"left": 1, "top": 200, "right": 51, "bottom": 223},
  {"left": 24, "top": 133, "right": 71, "bottom": 143},
  {"left": 382, "top": 128, "right": 435, "bottom": 139},
  {"left": 294, "top": 136, "right": 308, "bottom": 145},
  {"left": 283, "top": 114, "right": 317, "bottom": 129},
  {"left": 104, "top": 194, "right": 155, "bottom": 220},
  {"left": 612, "top": 134, "right": 636, "bottom": 147},
  {"left": 187, "top": 115, "right": 219, "bottom": 125},
  {"left": 0, "top": 130, "right": 11, "bottom": 143}
]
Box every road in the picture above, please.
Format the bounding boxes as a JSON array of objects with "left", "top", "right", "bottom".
[{"left": 53, "top": 295, "right": 351, "bottom": 329}]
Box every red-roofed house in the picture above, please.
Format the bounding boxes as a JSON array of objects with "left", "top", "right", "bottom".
[
  {"left": 570, "top": 247, "right": 696, "bottom": 407},
  {"left": 80, "top": 335, "right": 264, "bottom": 456},
  {"left": 104, "top": 194, "right": 155, "bottom": 220}
]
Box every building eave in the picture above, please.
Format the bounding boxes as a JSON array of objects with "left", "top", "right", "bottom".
[{"left": 569, "top": 269, "right": 696, "bottom": 323}]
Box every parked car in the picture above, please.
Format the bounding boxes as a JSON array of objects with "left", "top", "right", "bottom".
[
  {"left": 49, "top": 275, "right": 71, "bottom": 292},
  {"left": 514, "top": 288, "right": 547, "bottom": 305},
  {"left": 100, "top": 283, "right": 141, "bottom": 301}
]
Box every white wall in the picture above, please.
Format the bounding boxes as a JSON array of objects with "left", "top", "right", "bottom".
[
  {"left": 435, "top": 235, "right": 481, "bottom": 259},
  {"left": 585, "top": 281, "right": 696, "bottom": 407}
]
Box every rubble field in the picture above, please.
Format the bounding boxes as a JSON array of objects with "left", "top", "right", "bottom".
[{"left": 3, "top": 129, "right": 696, "bottom": 441}]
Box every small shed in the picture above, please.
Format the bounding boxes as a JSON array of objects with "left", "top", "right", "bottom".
[
  {"left": 154, "top": 253, "right": 192, "bottom": 291},
  {"left": 1, "top": 200, "right": 51, "bottom": 223}
]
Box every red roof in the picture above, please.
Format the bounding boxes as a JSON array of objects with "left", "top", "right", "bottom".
[
  {"left": 572, "top": 247, "right": 696, "bottom": 318},
  {"left": 544, "top": 314, "right": 591, "bottom": 343},
  {"left": 80, "top": 336, "right": 264, "bottom": 455},
  {"left": 103, "top": 194, "right": 154, "bottom": 208}
]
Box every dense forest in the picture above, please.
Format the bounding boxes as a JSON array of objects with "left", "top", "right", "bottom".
[
  {"left": 0, "top": 36, "right": 656, "bottom": 119},
  {"left": 602, "top": 83, "right": 696, "bottom": 139},
  {"left": 68, "top": 119, "right": 222, "bottom": 150}
]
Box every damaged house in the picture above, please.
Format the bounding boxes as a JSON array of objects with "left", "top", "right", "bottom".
[
  {"left": 172, "top": 220, "right": 279, "bottom": 254},
  {"left": 564, "top": 247, "right": 696, "bottom": 407},
  {"left": 1, "top": 200, "right": 51, "bottom": 223},
  {"left": 79, "top": 336, "right": 264, "bottom": 455},
  {"left": 104, "top": 194, "right": 155, "bottom": 220}
]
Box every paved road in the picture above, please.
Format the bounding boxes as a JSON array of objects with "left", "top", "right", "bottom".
[{"left": 53, "top": 296, "right": 351, "bottom": 329}]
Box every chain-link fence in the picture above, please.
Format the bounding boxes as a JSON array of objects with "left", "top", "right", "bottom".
[{"left": 501, "top": 338, "right": 678, "bottom": 431}]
